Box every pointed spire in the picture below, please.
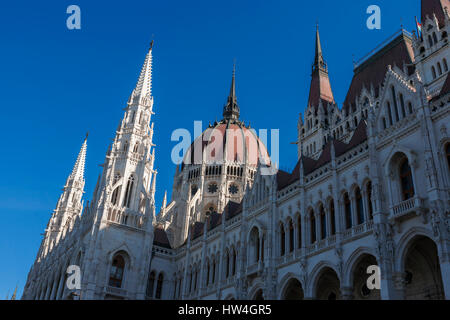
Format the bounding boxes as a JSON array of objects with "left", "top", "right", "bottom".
[
  {"left": 314, "top": 24, "right": 324, "bottom": 70},
  {"left": 132, "top": 41, "right": 153, "bottom": 101},
  {"left": 223, "top": 63, "right": 240, "bottom": 121},
  {"left": 307, "top": 26, "right": 335, "bottom": 111},
  {"left": 11, "top": 286, "right": 17, "bottom": 300},
  {"left": 161, "top": 190, "right": 167, "bottom": 210},
  {"left": 70, "top": 135, "right": 88, "bottom": 182}
]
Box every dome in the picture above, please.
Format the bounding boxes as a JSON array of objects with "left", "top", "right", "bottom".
[{"left": 181, "top": 120, "right": 271, "bottom": 170}]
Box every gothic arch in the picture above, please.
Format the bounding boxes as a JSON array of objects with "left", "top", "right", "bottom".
[
  {"left": 306, "top": 261, "right": 340, "bottom": 298},
  {"left": 248, "top": 281, "right": 264, "bottom": 300},
  {"left": 278, "top": 272, "right": 305, "bottom": 300},
  {"left": 342, "top": 247, "right": 378, "bottom": 286},
  {"left": 395, "top": 227, "right": 435, "bottom": 272}
]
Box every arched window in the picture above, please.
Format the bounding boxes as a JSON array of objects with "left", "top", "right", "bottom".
[
  {"left": 123, "top": 175, "right": 135, "bottom": 208},
  {"left": 232, "top": 249, "right": 236, "bottom": 276},
  {"left": 329, "top": 200, "right": 336, "bottom": 235},
  {"left": 443, "top": 59, "right": 448, "bottom": 72},
  {"left": 225, "top": 252, "right": 230, "bottom": 278},
  {"left": 432, "top": 66, "right": 437, "bottom": 79},
  {"left": 428, "top": 35, "right": 433, "bottom": 47},
  {"left": 344, "top": 193, "right": 352, "bottom": 229},
  {"left": 391, "top": 87, "right": 399, "bottom": 122},
  {"left": 123, "top": 141, "right": 129, "bottom": 152},
  {"left": 133, "top": 142, "right": 139, "bottom": 153},
  {"left": 310, "top": 211, "right": 316, "bottom": 244},
  {"left": 109, "top": 254, "right": 125, "bottom": 288},
  {"left": 399, "top": 94, "right": 406, "bottom": 118},
  {"left": 433, "top": 32, "right": 438, "bottom": 44},
  {"left": 320, "top": 205, "right": 327, "bottom": 240},
  {"left": 280, "top": 223, "right": 285, "bottom": 256},
  {"left": 297, "top": 215, "right": 302, "bottom": 249},
  {"left": 408, "top": 102, "right": 413, "bottom": 114},
  {"left": 446, "top": 144, "right": 450, "bottom": 171},
  {"left": 111, "top": 186, "right": 121, "bottom": 206},
  {"left": 206, "top": 262, "right": 210, "bottom": 286},
  {"left": 367, "top": 181, "right": 374, "bottom": 220},
  {"left": 437, "top": 62, "right": 443, "bottom": 76},
  {"left": 399, "top": 159, "right": 415, "bottom": 201},
  {"left": 288, "top": 220, "right": 294, "bottom": 252},
  {"left": 382, "top": 117, "right": 387, "bottom": 130},
  {"left": 155, "top": 273, "right": 163, "bottom": 299},
  {"left": 146, "top": 271, "right": 155, "bottom": 298},
  {"left": 387, "top": 102, "right": 393, "bottom": 125},
  {"left": 250, "top": 228, "right": 260, "bottom": 263},
  {"left": 355, "top": 187, "right": 365, "bottom": 225}
]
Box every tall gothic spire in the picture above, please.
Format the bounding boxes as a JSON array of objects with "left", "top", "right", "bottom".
[
  {"left": 131, "top": 41, "right": 154, "bottom": 102},
  {"left": 223, "top": 64, "right": 240, "bottom": 121},
  {"left": 69, "top": 134, "right": 88, "bottom": 183},
  {"left": 307, "top": 25, "right": 335, "bottom": 110}
]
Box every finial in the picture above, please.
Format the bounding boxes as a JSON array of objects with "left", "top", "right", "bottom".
[
  {"left": 150, "top": 39, "right": 154, "bottom": 50},
  {"left": 85, "top": 131, "right": 89, "bottom": 141}
]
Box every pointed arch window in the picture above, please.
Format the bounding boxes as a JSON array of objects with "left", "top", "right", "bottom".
[
  {"left": 133, "top": 142, "right": 139, "bottom": 153},
  {"left": 288, "top": 220, "right": 294, "bottom": 252},
  {"left": 280, "top": 223, "right": 286, "bottom": 256},
  {"left": 437, "top": 62, "right": 443, "bottom": 76},
  {"left": 355, "top": 187, "right": 365, "bottom": 225},
  {"left": 297, "top": 215, "right": 302, "bottom": 248},
  {"left": 109, "top": 254, "right": 125, "bottom": 288},
  {"left": 400, "top": 158, "right": 415, "bottom": 201},
  {"left": 123, "top": 175, "right": 135, "bottom": 208},
  {"left": 329, "top": 200, "right": 336, "bottom": 235},
  {"left": 111, "top": 186, "right": 121, "bottom": 206},
  {"left": 433, "top": 32, "right": 438, "bottom": 44},
  {"left": 443, "top": 59, "right": 448, "bottom": 72},
  {"left": 155, "top": 273, "right": 163, "bottom": 299},
  {"left": 232, "top": 248, "right": 237, "bottom": 276},
  {"left": 310, "top": 211, "right": 316, "bottom": 244},
  {"left": 446, "top": 143, "right": 450, "bottom": 171},
  {"left": 146, "top": 271, "right": 156, "bottom": 298},
  {"left": 432, "top": 66, "right": 437, "bottom": 79},
  {"left": 391, "top": 87, "right": 399, "bottom": 122},
  {"left": 320, "top": 205, "right": 327, "bottom": 240},
  {"left": 367, "top": 181, "right": 374, "bottom": 220},
  {"left": 387, "top": 102, "right": 393, "bottom": 125},
  {"left": 399, "top": 94, "right": 406, "bottom": 118},
  {"left": 344, "top": 192, "right": 352, "bottom": 229},
  {"left": 225, "top": 251, "right": 230, "bottom": 278}
]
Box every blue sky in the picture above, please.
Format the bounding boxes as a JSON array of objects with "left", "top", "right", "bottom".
[{"left": 0, "top": 0, "right": 419, "bottom": 299}]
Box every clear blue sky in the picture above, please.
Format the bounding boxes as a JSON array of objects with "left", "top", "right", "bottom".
[{"left": 0, "top": 0, "right": 419, "bottom": 299}]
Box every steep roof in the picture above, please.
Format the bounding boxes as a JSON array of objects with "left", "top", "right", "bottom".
[
  {"left": 153, "top": 225, "right": 172, "bottom": 249},
  {"left": 224, "top": 201, "right": 242, "bottom": 220},
  {"left": 278, "top": 121, "right": 368, "bottom": 191},
  {"left": 344, "top": 33, "right": 415, "bottom": 113},
  {"left": 440, "top": 74, "right": 450, "bottom": 96},
  {"left": 422, "top": 0, "right": 449, "bottom": 27}
]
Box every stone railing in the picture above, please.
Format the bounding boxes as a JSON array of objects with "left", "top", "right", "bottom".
[
  {"left": 107, "top": 206, "right": 146, "bottom": 229},
  {"left": 390, "top": 196, "right": 424, "bottom": 218},
  {"left": 105, "top": 286, "right": 127, "bottom": 298}
]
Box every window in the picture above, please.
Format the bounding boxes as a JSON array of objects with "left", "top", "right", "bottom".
[
  {"left": 123, "top": 176, "right": 135, "bottom": 208},
  {"left": 232, "top": 249, "right": 236, "bottom": 276},
  {"left": 432, "top": 66, "right": 437, "bottom": 79},
  {"left": 428, "top": 35, "right": 433, "bottom": 47},
  {"left": 133, "top": 142, "right": 139, "bottom": 153},
  {"left": 355, "top": 187, "right": 365, "bottom": 225},
  {"left": 344, "top": 193, "right": 352, "bottom": 229},
  {"left": 289, "top": 220, "right": 294, "bottom": 252},
  {"left": 329, "top": 200, "right": 336, "bottom": 235},
  {"left": 387, "top": 102, "right": 393, "bottom": 125},
  {"left": 111, "top": 186, "right": 121, "bottom": 206},
  {"left": 146, "top": 271, "right": 155, "bottom": 298},
  {"left": 155, "top": 274, "right": 163, "bottom": 299},
  {"left": 208, "top": 183, "right": 218, "bottom": 194},
  {"left": 399, "top": 159, "right": 415, "bottom": 201},
  {"left": 399, "top": 94, "right": 406, "bottom": 118},
  {"left": 320, "top": 205, "right": 327, "bottom": 240},
  {"left": 297, "top": 215, "right": 302, "bottom": 248},
  {"left": 367, "top": 182, "right": 374, "bottom": 220},
  {"left": 391, "top": 87, "right": 399, "bottom": 122},
  {"left": 446, "top": 144, "right": 450, "bottom": 171},
  {"left": 228, "top": 184, "right": 239, "bottom": 195},
  {"left": 437, "top": 62, "right": 443, "bottom": 76},
  {"left": 310, "top": 211, "right": 316, "bottom": 244},
  {"left": 280, "top": 223, "right": 285, "bottom": 256},
  {"left": 433, "top": 32, "right": 438, "bottom": 44},
  {"left": 109, "top": 255, "right": 125, "bottom": 288},
  {"left": 443, "top": 59, "right": 448, "bottom": 72},
  {"left": 225, "top": 252, "right": 230, "bottom": 278}
]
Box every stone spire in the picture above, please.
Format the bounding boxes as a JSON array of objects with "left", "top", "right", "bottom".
[
  {"left": 307, "top": 25, "right": 335, "bottom": 111},
  {"left": 69, "top": 133, "right": 88, "bottom": 183},
  {"left": 130, "top": 41, "right": 154, "bottom": 104},
  {"left": 223, "top": 64, "right": 240, "bottom": 121}
]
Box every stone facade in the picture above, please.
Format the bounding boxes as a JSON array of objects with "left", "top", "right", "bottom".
[{"left": 23, "top": 0, "right": 450, "bottom": 300}]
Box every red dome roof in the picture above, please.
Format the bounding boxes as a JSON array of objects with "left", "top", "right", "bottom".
[{"left": 181, "top": 121, "right": 270, "bottom": 170}]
